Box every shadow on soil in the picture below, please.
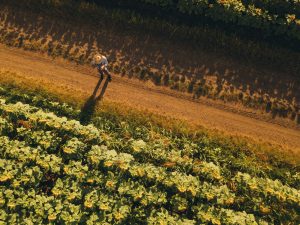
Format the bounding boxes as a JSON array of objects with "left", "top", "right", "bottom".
[{"left": 79, "top": 77, "right": 109, "bottom": 125}]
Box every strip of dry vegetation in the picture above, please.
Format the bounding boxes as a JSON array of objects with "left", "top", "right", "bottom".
[{"left": 0, "top": 0, "right": 299, "bottom": 124}]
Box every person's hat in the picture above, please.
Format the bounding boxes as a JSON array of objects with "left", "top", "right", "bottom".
[{"left": 94, "top": 54, "right": 104, "bottom": 64}]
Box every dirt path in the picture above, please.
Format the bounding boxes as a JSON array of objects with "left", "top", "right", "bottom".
[{"left": 1, "top": 45, "right": 300, "bottom": 153}]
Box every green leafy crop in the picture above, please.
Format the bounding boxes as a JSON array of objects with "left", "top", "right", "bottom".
[{"left": 0, "top": 88, "right": 299, "bottom": 224}]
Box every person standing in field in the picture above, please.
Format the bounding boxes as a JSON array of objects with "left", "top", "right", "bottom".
[{"left": 92, "top": 54, "right": 112, "bottom": 82}]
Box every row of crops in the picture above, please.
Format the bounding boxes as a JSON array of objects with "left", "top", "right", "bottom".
[
  {"left": 87, "top": 0, "right": 300, "bottom": 41},
  {"left": 0, "top": 84, "right": 299, "bottom": 224},
  {"left": 8, "top": 0, "right": 300, "bottom": 43}
]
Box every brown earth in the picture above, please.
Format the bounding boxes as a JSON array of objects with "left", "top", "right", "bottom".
[{"left": 1, "top": 44, "right": 300, "bottom": 153}]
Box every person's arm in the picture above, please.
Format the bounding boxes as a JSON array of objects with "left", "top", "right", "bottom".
[{"left": 100, "top": 58, "right": 108, "bottom": 69}]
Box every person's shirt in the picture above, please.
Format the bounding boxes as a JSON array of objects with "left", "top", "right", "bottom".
[{"left": 97, "top": 56, "right": 108, "bottom": 68}]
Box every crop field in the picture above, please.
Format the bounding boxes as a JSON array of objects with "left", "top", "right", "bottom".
[
  {"left": 0, "top": 0, "right": 299, "bottom": 224},
  {"left": 0, "top": 84, "right": 299, "bottom": 224},
  {"left": 124, "top": 0, "right": 300, "bottom": 41}
]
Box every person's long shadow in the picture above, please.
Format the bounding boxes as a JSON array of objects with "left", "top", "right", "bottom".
[{"left": 79, "top": 77, "right": 110, "bottom": 125}]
